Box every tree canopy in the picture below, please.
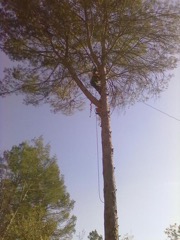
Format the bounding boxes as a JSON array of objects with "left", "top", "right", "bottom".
[
  {"left": 0, "top": 137, "right": 76, "bottom": 240},
  {"left": 0, "top": 0, "right": 179, "bottom": 114}
]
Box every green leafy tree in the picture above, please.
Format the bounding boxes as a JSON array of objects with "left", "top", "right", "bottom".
[
  {"left": 88, "top": 230, "right": 103, "bottom": 240},
  {"left": 165, "top": 224, "right": 180, "bottom": 240},
  {"left": 0, "top": 1, "right": 180, "bottom": 239},
  {"left": 0, "top": 137, "right": 76, "bottom": 240}
]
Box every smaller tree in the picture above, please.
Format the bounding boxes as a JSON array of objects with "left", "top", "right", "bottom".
[
  {"left": 0, "top": 137, "right": 76, "bottom": 240},
  {"left": 88, "top": 230, "right": 103, "bottom": 240},
  {"left": 165, "top": 224, "right": 180, "bottom": 240}
]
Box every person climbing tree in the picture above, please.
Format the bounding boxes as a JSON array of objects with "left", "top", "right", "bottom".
[{"left": 91, "top": 67, "right": 101, "bottom": 95}]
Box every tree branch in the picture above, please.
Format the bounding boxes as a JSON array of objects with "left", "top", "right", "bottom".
[{"left": 66, "top": 63, "right": 100, "bottom": 107}]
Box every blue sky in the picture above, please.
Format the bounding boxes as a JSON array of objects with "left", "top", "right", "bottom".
[{"left": 0, "top": 52, "right": 180, "bottom": 240}]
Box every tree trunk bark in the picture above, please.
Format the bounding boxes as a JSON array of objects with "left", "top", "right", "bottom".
[{"left": 100, "top": 75, "right": 119, "bottom": 240}]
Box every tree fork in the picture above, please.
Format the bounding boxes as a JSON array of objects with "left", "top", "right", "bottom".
[{"left": 100, "top": 75, "right": 119, "bottom": 240}]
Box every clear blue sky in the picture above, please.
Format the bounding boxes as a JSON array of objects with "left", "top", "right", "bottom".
[{"left": 0, "top": 52, "right": 180, "bottom": 240}]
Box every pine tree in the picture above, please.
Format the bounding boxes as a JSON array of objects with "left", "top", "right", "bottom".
[
  {"left": 88, "top": 230, "right": 103, "bottom": 240},
  {"left": 0, "top": 137, "right": 76, "bottom": 240},
  {"left": 165, "top": 224, "right": 180, "bottom": 240},
  {"left": 0, "top": 1, "right": 180, "bottom": 239}
]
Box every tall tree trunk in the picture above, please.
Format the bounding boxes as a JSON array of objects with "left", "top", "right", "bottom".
[{"left": 100, "top": 75, "right": 119, "bottom": 240}]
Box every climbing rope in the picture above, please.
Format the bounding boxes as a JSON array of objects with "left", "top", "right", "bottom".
[
  {"left": 95, "top": 113, "right": 104, "bottom": 204},
  {"left": 89, "top": 99, "right": 104, "bottom": 203}
]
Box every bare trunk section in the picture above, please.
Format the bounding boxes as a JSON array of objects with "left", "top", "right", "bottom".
[{"left": 100, "top": 76, "right": 119, "bottom": 240}]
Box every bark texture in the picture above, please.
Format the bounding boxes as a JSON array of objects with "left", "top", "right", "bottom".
[{"left": 100, "top": 73, "right": 119, "bottom": 240}]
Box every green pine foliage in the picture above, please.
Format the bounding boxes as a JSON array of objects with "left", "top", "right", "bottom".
[
  {"left": 88, "top": 230, "right": 103, "bottom": 240},
  {"left": 165, "top": 224, "right": 180, "bottom": 240},
  {"left": 0, "top": 137, "right": 76, "bottom": 240},
  {"left": 0, "top": 0, "right": 179, "bottom": 114}
]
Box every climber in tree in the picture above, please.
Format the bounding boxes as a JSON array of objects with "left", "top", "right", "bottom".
[
  {"left": 90, "top": 67, "right": 102, "bottom": 115},
  {"left": 90, "top": 67, "right": 101, "bottom": 95}
]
